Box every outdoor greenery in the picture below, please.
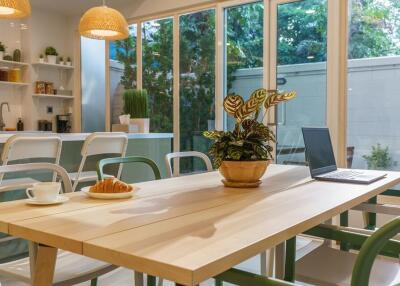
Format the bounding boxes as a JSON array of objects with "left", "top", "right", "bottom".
[
  {"left": 111, "top": 0, "right": 400, "bottom": 171},
  {"left": 204, "top": 89, "right": 296, "bottom": 167},
  {"left": 363, "top": 144, "right": 396, "bottom": 170}
]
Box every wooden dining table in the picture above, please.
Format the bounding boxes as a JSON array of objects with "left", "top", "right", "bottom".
[{"left": 0, "top": 164, "right": 399, "bottom": 286}]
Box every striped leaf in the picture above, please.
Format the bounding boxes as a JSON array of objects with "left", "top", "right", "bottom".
[
  {"left": 264, "top": 90, "right": 297, "bottom": 111},
  {"left": 223, "top": 94, "right": 244, "bottom": 117},
  {"left": 235, "top": 97, "right": 259, "bottom": 122},
  {"left": 250, "top": 88, "right": 267, "bottom": 105}
]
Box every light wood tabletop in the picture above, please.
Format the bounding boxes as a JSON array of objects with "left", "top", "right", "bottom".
[{"left": 0, "top": 164, "right": 399, "bottom": 286}]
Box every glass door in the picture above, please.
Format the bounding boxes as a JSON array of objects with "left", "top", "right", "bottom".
[{"left": 270, "top": 0, "right": 328, "bottom": 165}]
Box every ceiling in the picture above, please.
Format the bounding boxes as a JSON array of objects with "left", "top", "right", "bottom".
[{"left": 30, "top": 0, "right": 138, "bottom": 17}]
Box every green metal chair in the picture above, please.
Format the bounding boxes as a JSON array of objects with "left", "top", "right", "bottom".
[
  {"left": 215, "top": 217, "right": 400, "bottom": 286},
  {"left": 96, "top": 156, "right": 161, "bottom": 286},
  {"left": 97, "top": 156, "right": 161, "bottom": 181}
]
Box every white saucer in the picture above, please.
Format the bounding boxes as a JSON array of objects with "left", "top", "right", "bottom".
[
  {"left": 81, "top": 186, "right": 138, "bottom": 199},
  {"left": 26, "top": 195, "right": 70, "bottom": 205}
]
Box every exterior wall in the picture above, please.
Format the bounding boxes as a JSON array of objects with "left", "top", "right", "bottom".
[{"left": 231, "top": 56, "right": 400, "bottom": 169}]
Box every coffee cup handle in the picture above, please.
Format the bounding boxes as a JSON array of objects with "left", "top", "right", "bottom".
[{"left": 26, "top": 188, "right": 35, "bottom": 199}]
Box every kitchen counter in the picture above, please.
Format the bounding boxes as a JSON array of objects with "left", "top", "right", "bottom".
[{"left": 0, "top": 132, "right": 173, "bottom": 143}]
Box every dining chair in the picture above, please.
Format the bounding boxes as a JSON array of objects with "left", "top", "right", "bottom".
[
  {"left": 0, "top": 163, "right": 118, "bottom": 286},
  {"left": 165, "top": 151, "right": 213, "bottom": 177},
  {"left": 69, "top": 132, "right": 128, "bottom": 191},
  {"left": 215, "top": 216, "right": 400, "bottom": 286},
  {"left": 0, "top": 134, "right": 62, "bottom": 193},
  {"left": 97, "top": 156, "right": 162, "bottom": 286}
]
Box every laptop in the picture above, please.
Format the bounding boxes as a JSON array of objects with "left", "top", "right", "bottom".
[{"left": 302, "top": 127, "right": 386, "bottom": 184}]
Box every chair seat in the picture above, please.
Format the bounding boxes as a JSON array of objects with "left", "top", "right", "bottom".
[
  {"left": 296, "top": 246, "right": 400, "bottom": 286},
  {"left": 0, "top": 250, "right": 117, "bottom": 286},
  {"left": 0, "top": 178, "right": 39, "bottom": 192},
  {"left": 68, "top": 171, "right": 113, "bottom": 183}
]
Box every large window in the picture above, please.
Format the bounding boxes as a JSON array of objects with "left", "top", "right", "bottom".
[
  {"left": 142, "top": 18, "right": 174, "bottom": 133},
  {"left": 224, "top": 2, "right": 264, "bottom": 131},
  {"left": 275, "top": 0, "right": 328, "bottom": 165},
  {"left": 179, "top": 9, "right": 216, "bottom": 173},
  {"left": 109, "top": 24, "right": 137, "bottom": 125},
  {"left": 347, "top": 0, "right": 400, "bottom": 171}
]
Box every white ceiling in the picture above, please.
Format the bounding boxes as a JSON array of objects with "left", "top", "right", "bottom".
[{"left": 30, "top": 0, "right": 139, "bottom": 17}]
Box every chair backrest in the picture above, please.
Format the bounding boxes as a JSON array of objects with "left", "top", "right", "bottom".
[
  {"left": 351, "top": 216, "right": 400, "bottom": 286},
  {"left": 1, "top": 134, "right": 62, "bottom": 164},
  {"left": 97, "top": 156, "right": 161, "bottom": 181},
  {"left": 81, "top": 132, "right": 128, "bottom": 157},
  {"left": 0, "top": 163, "right": 72, "bottom": 193},
  {"left": 165, "top": 151, "right": 213, "bottom": 177}
]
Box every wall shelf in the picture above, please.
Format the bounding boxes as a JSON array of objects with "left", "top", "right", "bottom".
[
  {"left": 32, "top": 62, "right": 74, "bottom": 70},
  {"left": 0, "top": 59, "right": 29, "bottom": 68},
  {"left": 33, "top": 93, "right": 74, "bottom": 99},
  {"left": 0, "top": 81, "right": 29, "bottom": 87}
]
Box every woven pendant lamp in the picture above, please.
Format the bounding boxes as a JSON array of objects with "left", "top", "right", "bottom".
[
  {"left": 79, "top": 0, "right": 128, "bottom": 41},
  {"left": 0, "top": 0, "right": 31, "bottom": 19}
]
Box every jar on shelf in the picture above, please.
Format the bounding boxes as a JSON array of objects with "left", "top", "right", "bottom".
[
  {"left": 0, "top": 67, "right": 9, "bottom": 82},
  {"left": 8, "top": 68, "right": 21, "bottom": 82},
  {"left": 35, "top": 81, "right": 46, "bottom": 94},
  {"left": 45, "top": 82, "right": 54, "bottom": 95}
]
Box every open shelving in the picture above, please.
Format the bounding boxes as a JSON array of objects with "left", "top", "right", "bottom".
[
  {"left": 32, "top": 93, "right": 74, "bottom": 99},
  {"left": 0, "top": 81, "right": 29, "bottom": 87},
  {"left": 0, "top": 59, "right": 29, "bottom": 68},
  {"left": 32, "top": 62, "right": 74, "bottom": 70}
]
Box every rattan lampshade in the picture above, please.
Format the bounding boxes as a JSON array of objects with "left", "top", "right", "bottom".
[
  {"left": 79, "top": 5, "right": 129, "bottom": 41},
  {"left": 0, "top": 0, "right": 31, "bottom": 19}
]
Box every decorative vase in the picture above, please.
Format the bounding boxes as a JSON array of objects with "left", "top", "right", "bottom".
[
  {"left": 219, "top": 160, "right": 271, "bottom": 188},
  {"left": 39, "top": 58, "right": 44, "bottom": 63},
  {"left": 66, "top": 61, "right": 72, "bottom": 66},
  {"left": 129, "top": 118, "right": 150, "bottom": 133},
  {"left": 47, "top": 55, "right": 57, "bottom": 64}
]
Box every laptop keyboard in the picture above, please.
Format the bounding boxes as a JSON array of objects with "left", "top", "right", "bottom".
[{"left": 321, "top": 170, "right": 363, "bottom": 179}]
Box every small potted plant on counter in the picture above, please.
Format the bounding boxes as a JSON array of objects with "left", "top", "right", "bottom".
[
  {"left": 204, "top": 89, "right": 296, "bottom": 188},
  {"left": 0, "top": 42, "right": 5, "bottom": 60},
  {"left": 124, "top": 89, "right": 150, "bottom": 133},
  {"left": 66, "top": 57, "right": 72, "bottom": 66},
  {"left": 59, "top": 56, "right": 64, "bottom": 65},
  {"left": 45, "top": 46, "right": 58, "bottom": 64},
  {"left": 39, "top": 54, "right": 44, "bottom": 63}
]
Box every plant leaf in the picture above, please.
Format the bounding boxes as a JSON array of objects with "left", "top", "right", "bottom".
[
  {"left": 235, "top": 97, "right": 259, "bottom": 122},
  {"left": 223, "top": 94, "right": 244, "bottom": 117},
  {"left": 264, "top": 90, "right": 297, "bottom": 110},
  {"left": 250, "top": 88, "right": 267, "bottom": 105}
]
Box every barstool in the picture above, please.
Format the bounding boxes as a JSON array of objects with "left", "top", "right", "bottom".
[
  {"left": 0, "top": 134, "right": 62, "bottom": 193},
  {"left": 69, "top": 132, "right": 128, "bottom": 191}
]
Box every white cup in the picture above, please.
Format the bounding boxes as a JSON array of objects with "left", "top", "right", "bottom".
[{"left": 26, "top": 182, "right": 61, "bottom": 202}]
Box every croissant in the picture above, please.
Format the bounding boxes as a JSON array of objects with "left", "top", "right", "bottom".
[{"left": 89, "top": 178, "right": 133, "bottom": 193}]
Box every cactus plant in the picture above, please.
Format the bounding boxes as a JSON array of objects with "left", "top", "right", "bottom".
[
  {"left": 123, "top": 89, "right": 149, "bottom": 118},
  {"left": 13, "top": 49, "right": 21, "bottom": 62}
]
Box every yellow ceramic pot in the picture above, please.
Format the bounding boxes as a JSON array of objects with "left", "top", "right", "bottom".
[{"left": 219, "top": 160, "right": 271, "bottom": 188}]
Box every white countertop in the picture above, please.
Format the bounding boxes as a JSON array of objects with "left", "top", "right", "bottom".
[{"left": 0, "top": 132, "right": 173, "bottom": 144}]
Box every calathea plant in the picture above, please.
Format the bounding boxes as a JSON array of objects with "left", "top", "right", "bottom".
[{"left": 203, "top": 89, "right": 296, "bottom": 168}]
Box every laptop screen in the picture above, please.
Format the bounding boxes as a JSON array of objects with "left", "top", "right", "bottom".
[{"left": 302, "top": 127, "right": 337, "bottom": 177}]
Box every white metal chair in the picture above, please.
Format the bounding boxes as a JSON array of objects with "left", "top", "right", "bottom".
[
  {"left": 0, "top": 134, "right": 62, "bottom": 193},
  {"left": 295, "top": 203, "right": 400, "bottom": 285},
  {"left": 165, "top": 151, "right": 213, "bottom": 177},
  {"left": 69, "top": 132, "right": 128, "bottom": 191},
  {"left": 0, "top": 163, "right": 118, "bottom": 286}
]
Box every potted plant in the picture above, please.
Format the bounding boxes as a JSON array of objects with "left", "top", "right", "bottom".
[
  {"left": 39, "top": 54, "right": 44, "bottom": 63},
  {"left": 45, "top": 46, "right": 58, "bottom": 64},
  {"left": 59, "top": 56, "right": 64, "bottom": 65},
  {"left": 204, "top": 89, "right": 296, "bottom": 188},
  {"left": 123, "top": 89, "right": 150, "bottom": 133},
  {"left": 0, "top": 42, "right": 5, "bottom": 60},
  {"left": 66, "top": 57, "right": 72, "bottom": 66}
]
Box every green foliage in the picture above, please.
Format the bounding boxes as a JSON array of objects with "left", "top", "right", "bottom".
[
  {"left": 123, "top": 89, "right": 149, "bottom": 118},
  {"left": 13, "top": 49, "right": 21, "bottom": 62},
  {"left": 362, "top": 144, "right": 396, "bottom": 170},
  {"left": 39, "top": 54, "right": 43, "bottom": 59},
  {"left": 204, "top": 90, "right": 295, "bottom": 168},
  {"left": 67, "top": 57, "right": 71, "bottom": 62},
  {"left": 45, "top": 47, "right": 58, "bottom": 56},
  {"left": 115, "top": 33, "right": 136, "bottom": 90},
  {"left": 0, "top": 42, "right": 5, "bottom": 52}
]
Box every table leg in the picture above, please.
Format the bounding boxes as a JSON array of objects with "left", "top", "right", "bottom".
[{"left": 29, "top": 243, "right": 57, "bottom": 286}]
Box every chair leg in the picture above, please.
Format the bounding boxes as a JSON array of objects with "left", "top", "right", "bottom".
[
  {"left": 147, "top": 275, "right": 156, "bottom": 286},
  {"left": 215, "top": 279, "right": 223, "bottom": 286},
  {"left": 135, "top": 272, "right": 144, "bottom": 286},
  {"left": 157, "top": 277, "right": 163, "bottom": 286},
  {"left": 90, "top": 278, "right": 98, "bottom": 286},
  {"left": 283, "top": 237, "right": 296, "bottom": 282}
]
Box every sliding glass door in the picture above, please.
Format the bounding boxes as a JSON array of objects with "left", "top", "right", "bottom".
[{"left": 271, "top": 0, "right": 328, "bottom": 165}]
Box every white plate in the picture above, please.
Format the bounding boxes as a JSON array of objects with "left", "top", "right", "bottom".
[
  {"left": 81, "top": 186, "right": 138, "bottom": 199},
  {"left": 26, "top": 195, "right": 70, "bottom": 205}
]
